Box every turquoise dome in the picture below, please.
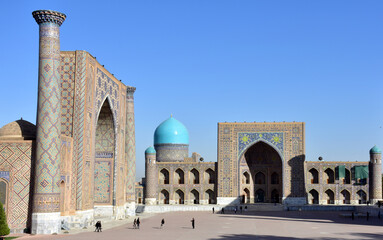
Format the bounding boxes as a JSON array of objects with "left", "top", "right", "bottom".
[
  {"left": 370, "top": 145, "right": 382, "bottom": 154},
  {"left": 154, "top": 116, "right": 189, "bottom": 145},
  {"left": 145, "top": 146, "right": 156, "bottom": 154}
]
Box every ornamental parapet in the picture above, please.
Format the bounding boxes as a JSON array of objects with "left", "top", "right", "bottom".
[
  {"left": 127, "top": 86, "right": 136, "bottom": 94},
  {"left": 32, "top": 10, "right": 66, "bottom": 26}
]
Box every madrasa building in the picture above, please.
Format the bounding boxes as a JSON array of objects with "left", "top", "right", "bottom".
[
  {"left": 0, "top": 10, "right": 136, "bottom": 234},
  {"left": 141, "top": 119, "right": 382, "bottom": 209}
]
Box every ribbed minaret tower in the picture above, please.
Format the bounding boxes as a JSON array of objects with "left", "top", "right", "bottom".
[
  {"left": 369, "top": 145, "right": 382, "bottom": 204},
  {"left": 144, "top": 147, "right": 158, "bottom": 205},
  {"left": 32, "top": 10, "right": 66, "bottom": 234},
  {"left": 125, "top": 86, "right": 136, "bottom": 215}
]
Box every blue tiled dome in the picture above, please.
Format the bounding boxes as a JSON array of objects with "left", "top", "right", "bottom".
[
  {"left": 145, "top": 146, "right": 156, "bottom": 154},
  {"left": 154, "top": 116, "right": 189, "bottom": 145},
  {"left": 370, "top": 145, "right": 382, "bottom": 154}
]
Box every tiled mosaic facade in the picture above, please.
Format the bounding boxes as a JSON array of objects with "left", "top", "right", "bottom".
[
  {"left": 0, "top": 141, "right": 34, "bottom": 231},
  {"left": 217, "top": 122, "right": 305, "bottom": 203},
  {"left": 305, "top": 161, "right": 370, "bottom": 205},
  {"left": 33, "top": 11, "right": 65, "bottom": 213},
  {"left": 0, "top": 10, "right": 137, "bottom": 233}
]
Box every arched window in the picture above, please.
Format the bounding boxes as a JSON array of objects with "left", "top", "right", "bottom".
[
  {"left": 160, "top": 189, "right": 169, "bottom": 204},
  {"left": 175, "top": 189, "right": 184, "bottom": 204},
  {"left": 340, "top": 189, "right": 350, "bottom": 204},
  {"left": 324, "top": 168, "right": 335, "bottom": 184},
  {"left": 175, "top": 169, "right": 184, "bottom": 184},
  {"left": 190, "top": 169, "right": 200, "bottom": 184},
  {"left": 254, "top": 172, "right": 265, "bottom": 184},
  {"left": 205, "top": 169, "right": 215, "bottom": 184},
  {"left": 205, "top": 189, "right": 215, "bottom": 204},
  {"left": 0, "top": 179, "right": 8, "bottom": 213},
  {"left": 357, "top": 190, "right": 367, "bottom": 204},
  {"left": 159, "top": 169, "right": 169, "bottom": 184},
  {"left": 243, "top": 171, "right": 250, "bottom": 184},
  {"left": 255, "top": 189, "right": 265, "bottom": 202},
  {"left": 271, "top": 189, "right": 279, "bottom": 203},
  {"left": 309, "top": 168, "right": 319, "bottom": 184},
  {"left": 345, "top": 169, "right": 351, "bottom": 184},
  {"left": 325, "top": 189, "right": 334, "bottom": 204},
  {"left": 309, "top": 189, "right": 319, "bottom": 204},
  {"left": 271, "top": 172, "right": 279, "bottom": 185},
  {"left": 191, "top": 189, "right": 199, "bottom": 204},
  {"left": 243, "top": 188, "right": 250, "bottom": 203}
]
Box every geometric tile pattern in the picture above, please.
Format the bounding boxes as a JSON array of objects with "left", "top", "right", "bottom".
[
  {"left": 95, "top": 68, "right": 119, "bottom": 126},
  {"left": 125, "top": 87, "right": 136, "bottom": 202},
  {"left": 0, "top": 142, "right": 33, "bottom": 230},
  {"left": 217, "top": 122, "right": 305, "bottom": 198},
  {"left": 94, "top": 160, "right": 112, "bottom": 203},
  {"left": 60, "top": 54, "right": 75, "bottom": 137},
  {"left": 72, "top": 51, "right": 87, "bottom": 210},
  {"left": 34, "top": 22, "right": 62, "bottom": 212},
  {"left": 237, "top": 132, "right": 284, "bottom": 157},
  {"left": 94, "top": 100, "right": 115, "bottom": 204}
]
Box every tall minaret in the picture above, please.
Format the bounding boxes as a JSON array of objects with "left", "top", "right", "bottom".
[
  {"left": 32, "top": 10, "right": 66, "bottom": 234},
  {"left": 125, "top": 86, "right": 136, "bottom": 215},
  {"left": 144, "top": 147, "right": 158, "bottom": 205},
  {"left": 369, "top": 145, "right": 382, "bottom": 204}
]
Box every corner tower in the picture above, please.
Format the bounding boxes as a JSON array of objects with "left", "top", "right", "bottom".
[
  {"left": 369, "top": 145, "right": 382, "bottom": 204},
  {"left": 154, "top": 116, "right": 189, "bottom": 162},
  {"left": 144, "top": 147, "right": 157, "bottom": 205},
  {"left": 31, "top": 10, "right": 66, "bottom": 234}
]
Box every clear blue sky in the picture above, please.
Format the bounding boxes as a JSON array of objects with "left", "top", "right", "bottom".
[{"left": 0, "top": 1, "right": 382, "bottom": 180}]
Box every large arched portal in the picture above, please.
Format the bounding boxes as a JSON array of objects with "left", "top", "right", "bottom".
[
  {"left": 240, "top": 141, "right": 282, "bottom": 203},
  {"left": 94, "top": 99, "right": 115, "bottom": 204}
]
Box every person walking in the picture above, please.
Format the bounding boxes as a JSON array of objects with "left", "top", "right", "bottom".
[
  {"left": 133, "top": 218, "right": 137, "bottom": 229},
  {"left": 212, "top": 207, "right": 215, "bottom": 214},
  {"left": 95, "top": 221, "right": 102, "bottom": 232},
  {"left": 137, "top": 218, "right": 140, "bottom": 229},
  {"left": 191, "top": 218, "right": 195, "bottom": 229},
  {"left": 351, "top": 212, "right": 354, "bottom": 220},
  {"left": 161, "top": 218, "right": 165, "bottom": 229},
  {"left": 240, "top": 206, "right": 242, "bottom": 214}
]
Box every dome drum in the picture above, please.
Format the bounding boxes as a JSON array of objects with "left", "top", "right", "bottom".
[{"left": 154, "top": 143, "right": 189, "bottom": 162}]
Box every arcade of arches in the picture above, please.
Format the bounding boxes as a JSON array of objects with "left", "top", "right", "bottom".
[{"left": 240, "top": 141, "right": 282, "bottom": 203}]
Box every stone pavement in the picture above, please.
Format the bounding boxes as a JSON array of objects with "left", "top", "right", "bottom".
[{"left": 12, "top": 211, "right": 383, "bottom": 240}]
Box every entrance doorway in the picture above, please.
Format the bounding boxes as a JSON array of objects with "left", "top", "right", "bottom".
[{"left": 240, "top": 141, "right": 282, "bottom": 203}]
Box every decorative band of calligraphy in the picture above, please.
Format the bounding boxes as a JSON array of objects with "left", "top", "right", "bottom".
[{"left": 96, "top": 152, "right": 114, "bottom": 158}]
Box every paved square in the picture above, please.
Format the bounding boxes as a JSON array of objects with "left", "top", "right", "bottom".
[{"left": 17, "top": 211, "right": 383, "bottom": 240}]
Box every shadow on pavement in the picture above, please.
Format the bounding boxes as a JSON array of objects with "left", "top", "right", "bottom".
[
  {"left": 208, "top": 232, "right": 383, "bottom": 240},
  {"left": 217, "top": 211, "right": 383, "bottom": 227}
]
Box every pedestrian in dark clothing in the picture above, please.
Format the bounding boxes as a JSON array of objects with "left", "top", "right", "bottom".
[
  {"left": 161, "top": 219, "right": 165, "bottom": 229},
  {"left": 379, "top": 202, "right": 381, "bottom": 208},
  {"left": 240, "top": 206, "right": 242, "bottom": 213},
  {"left": 245, "top": 206, "right": 247, "bottom": 212},
  {"left": 212, "top": 207, "right": 215, "bottom": 214},
  {"left": 95, "top": 221, "right": 102, "bottom": 232},
  {"left": 133, "top": 218, "right": 137, "bottom": 229},
  {"left": 234, "top": 207, "right": 237, "bottom": 214},
  {"left": 351, "top": 212, "right": 354, "bottom": 220},
  {"left": 191, "top": 218, "right": 195, "bottom": 229},
  {"left": 137, "top": 218, "right": 140, "bottom": 229},
  {"left": 367, "top": 212, "right": 369, "bottom": 221},
  {"left": 221, "top": 207, "right": 224, "bottom": 214}
]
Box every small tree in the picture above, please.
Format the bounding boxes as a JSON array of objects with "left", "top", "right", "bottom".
[{"left": 0, "top": 201, "right": 10, "bottom": 237}]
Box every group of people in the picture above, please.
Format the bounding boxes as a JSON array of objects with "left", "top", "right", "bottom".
[
  {"left": 217, "top": 206, "right": 247, "bottom": 214},
  {"left": 133, "top": 217, "right": 195, "bottom": 229},
  {"left": 94, "top": 216, "right": 196, "bottom": 232},
  {"left": 133, "top": 218, "right": 141, "bottom": 229}
]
